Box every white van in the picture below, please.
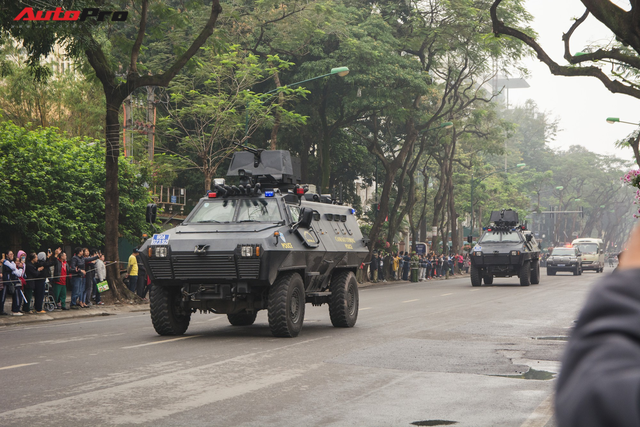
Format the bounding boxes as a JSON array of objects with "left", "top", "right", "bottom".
[{"left": 571, "top": 238, "right": 605, "bottom": 273}]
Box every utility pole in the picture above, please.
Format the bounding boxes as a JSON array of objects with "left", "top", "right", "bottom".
[{"left": 124, "top": 95, "right": 133, "bottom": 157}]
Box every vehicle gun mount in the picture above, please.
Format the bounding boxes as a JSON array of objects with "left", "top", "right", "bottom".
[
  {"left": 227, "top": 147, "right": 301, "bottom": 189},
  {"left": 489, "top": 209, "right": 521, "bottom": 230}
]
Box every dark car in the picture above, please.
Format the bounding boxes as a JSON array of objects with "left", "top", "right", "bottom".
[
  {"left": 470, "top": 209, "right": 541, "bottom": 287},
  {"left": 139, "top": 148, "right": 369, "bottom": 338},
  {"left": 546, "top": 247, "right": 582, "bottom": 276}
]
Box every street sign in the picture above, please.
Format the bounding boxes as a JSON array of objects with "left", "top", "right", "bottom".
[
  {"left": 170, "top": 195, "right": 177, "bottom": 203},
  {"left": 571, "top": 232, "right": 579, "bottom": 237}
]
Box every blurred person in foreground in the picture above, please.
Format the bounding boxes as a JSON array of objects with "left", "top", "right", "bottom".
[{"left": 556, "top": 223, "right": 640, "bottom": 426}]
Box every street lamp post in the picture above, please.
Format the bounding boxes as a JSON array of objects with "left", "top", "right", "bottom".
[
  {"left": 244, "top": 66, "right": 350, "bottom": 138},
  {"left": 469, "top": 163, "right": 526, "bottom": 242}
]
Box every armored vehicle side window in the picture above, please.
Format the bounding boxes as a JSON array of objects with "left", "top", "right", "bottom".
[
  {"left": 288, "top": 205, "right": 301, "bottom": 223},
  {"left": 236, "top": 199, "right": 282, "bottom": 222},
  {"left": 189, "top": 200, "right": 237, "bottom": 223}
]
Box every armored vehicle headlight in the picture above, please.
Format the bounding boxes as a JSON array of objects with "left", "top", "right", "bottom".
[
  {"left": 155, "top": 247, "right": 168, "bottom": 258},
  {"left": 241, "top": 245, "right": 254, "bottom": 257},
  {"left": 510, "top": 250, "right": 520, "bottom": 256},
  {"left": 474, "top": 251, "right": 482, "bottom": 256}
]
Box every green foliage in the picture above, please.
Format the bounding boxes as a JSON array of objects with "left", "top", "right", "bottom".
[
  {"left": 0, "top": 121, "right": 152, "bottom": 251},
  {"left": 156, "top": 46, "right": 307, "bottom": 190}
]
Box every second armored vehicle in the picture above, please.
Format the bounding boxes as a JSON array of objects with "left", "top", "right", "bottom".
[
  {"left": 469, "top": 209, "right": 541, "bottom": 287},
  {"left": 139, "top": 148, "right": 369, "bottom": 338}
]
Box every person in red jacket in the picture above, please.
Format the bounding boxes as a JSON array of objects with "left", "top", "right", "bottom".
[{"left": 50, "top": 249, "right": 70, "bottom": 310}]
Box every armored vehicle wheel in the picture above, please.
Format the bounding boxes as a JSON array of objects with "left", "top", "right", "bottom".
[
  {"left": 470, "top": 265, "right": 482, "bottom": 287},
  {"left": 268, "top": 272, "right": 305, "bottom": 338},
  {"left": 150, "top": 285, "right": 191, "bottom": 336},
  {"left": 531, "top": 260, "right": 540, "bottom": 285},
  {"left": 519, "top": 261, "right": 531, "bottom": 286},
  {"left": 483, "top": 275, "right": 494, "bottom": 285},
  {"left": 329, "top": 271, "right": 359, "bottom": 328},
  {"left": 227, "top": 311, "right": 257, "bottom": 326},
  {"left": 547, "top": 268, "right": 556, "bottom": 276}
]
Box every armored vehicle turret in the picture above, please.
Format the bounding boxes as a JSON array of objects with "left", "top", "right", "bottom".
[
  {"left": 139, "top": 148, "right": 368, "bottom": 338},
  {"left": 469, "top": 209, "right": 541, "bottom": 287}
]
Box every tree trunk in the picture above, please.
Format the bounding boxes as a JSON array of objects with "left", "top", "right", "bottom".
[
  {"left": 105, "top": 100, "right": 125, "bottom": 301},
  {"left": 270, "top": 71, "right": 283, "bottom": 150}
]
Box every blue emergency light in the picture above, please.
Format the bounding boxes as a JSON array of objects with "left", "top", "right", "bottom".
[{"left": 264, "top": 190, "right": 275, "bottom": 197}]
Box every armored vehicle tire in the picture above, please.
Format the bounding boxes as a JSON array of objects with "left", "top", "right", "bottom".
[
  {"left": 520, "top": 261, "right": 531, "bottom": 286},
  {"left": 470, "top": 265, "right": 482, "bottom": 287},
  {"left": 547, "top": 268, "right": 556, "bottom": 276},
  {"left": 150, "top": 285, "right": 191, "bottom": 336},
  {"left": 483, "top": 275, "right": 494, "bottom": 285},
  {"left": 329, "top": 271, "right": 359, "bottom": 328},
  {"left": 227, "top": 311, "right": 257, "bottom": 326},
  {"left": 268, "top": 272, "right": 305, "bottom": 338},
  {"left": 531, "top": 260, "right": 540, "bottom": 285}
]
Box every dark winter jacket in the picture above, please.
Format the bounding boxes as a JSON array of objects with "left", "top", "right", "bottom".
[{"left": 556, "top": 268, "right": 640, "bottom": 426}]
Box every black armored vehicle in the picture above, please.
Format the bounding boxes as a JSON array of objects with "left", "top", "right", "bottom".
[
  {"left": 139, "top": 148, "right": 368, "bottom": 338},
  {"left": 469, "top": 209, "right": 541, "bottom": 287}
]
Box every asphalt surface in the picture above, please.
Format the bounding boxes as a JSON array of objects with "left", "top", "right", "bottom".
[{"left": 0, "top": 270, "right": 604, "bottom": 426}]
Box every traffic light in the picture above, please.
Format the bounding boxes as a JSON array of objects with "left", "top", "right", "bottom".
[
  {"left": 580, "top": 206, "right": 584, "bottom": 218},
  {"left": 467, "top": 235, "right": 473, "bottom": 244}
]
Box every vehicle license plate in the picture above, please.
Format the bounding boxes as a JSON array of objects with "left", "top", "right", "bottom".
[{"left": 558, "top": 264, "right": 565, "bottom": 267}]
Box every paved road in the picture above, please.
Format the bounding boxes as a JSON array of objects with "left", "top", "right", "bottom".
[{"left": 0, "top": 270, "right": 604, "bottom": 426}]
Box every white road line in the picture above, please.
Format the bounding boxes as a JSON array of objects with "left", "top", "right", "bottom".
[
  {"left": 359, "top": 307, "right": 372, "bottom": 311},
  {"left": 402, "top": 299, "right": 419, "bottom": 303},
  {"left": 0, "top": 362, "right": 39, "bottom": 371},
  {"left": 122, "top": 335, "right": 201, "bottom": 349},
  {"left": 520, "top": 393, "right": 554, "bottom": 427},
  {"left": 441, "top": 293, "right": 453, "bottom": 296},
  {"left": 192, "top": 317, "right": 223, "bottom": 325},
  {"left": 470, "top": 289, "right": 480, "bottom": 291}
]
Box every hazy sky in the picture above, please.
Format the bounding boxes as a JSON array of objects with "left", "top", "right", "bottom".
[{"left": 506, "top": 0, "right": 637, "bottom": 164}]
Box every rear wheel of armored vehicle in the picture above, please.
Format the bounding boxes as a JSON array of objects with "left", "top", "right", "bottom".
[
  {"left": 329, "top": 271, "right": 359, "bottom": 328},
  {"left": 150, "top": 285, "right": 191, "bottom": 336},
  {"left": 470, "top": 265, "right": 482, "bottom": 287},
  {"left": 268, "top": 272, "right": 305, "bottom": 338},
  {"left": 227, "top": 311, "right": 257, "bottom": 326},
  {"left": 519, "top": 261, "right": 531, "bottom": 286},
  {"left": 531, "top": 260, "right": 540, "bottom": 284},
  {"left": 483, "top": 275, "right": 494, "bottom": 285}
]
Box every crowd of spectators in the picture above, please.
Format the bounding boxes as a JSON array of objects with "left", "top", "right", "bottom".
[
  {"left": 1, "top": 246, "right": 108, "bottom": 316},
  {"left": 366, "top": 250, "right": 471, "bottom": 283}
]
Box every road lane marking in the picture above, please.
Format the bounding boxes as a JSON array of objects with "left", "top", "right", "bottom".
[
  {"left": 359, "top": 307, "right": 372, "bottom": 310},
  {"left": 122, "top": 335, "right": 201, "bottom": 349},
  {"left": 470, "top": 289, "right": 480, "bottom": 291},
  {"left": 441, "top": 293, "right": 453, "bottom": 296},
  {"left": 0, "top": 362, "right": 38, "bottom": 371},
  {"left": 192, "top": 317, "right": 222, "bottom": 325},
  {"left": 520, "top": 393, "right": 554, "bottom": 427},
  {"left": 402, "top": 299, "right": 419, "bottom": 303}
]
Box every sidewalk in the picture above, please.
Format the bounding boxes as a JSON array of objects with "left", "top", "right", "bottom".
[
  {"left": 0, "top": 301, "right": 150, "bottom": 327},
  {"left": 358, "top": 272, "right": 469, "bottom": 288}
]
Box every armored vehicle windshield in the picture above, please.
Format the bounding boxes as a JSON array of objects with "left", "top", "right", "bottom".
[
  {"left": 479, "top": 231, "right": 522, "bottom": 243},
  {"left": 186, "top": 198, "right": 283, "bottom": 224}
]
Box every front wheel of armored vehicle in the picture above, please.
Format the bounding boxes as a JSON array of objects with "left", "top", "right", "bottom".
[
  {"left": 531, "top": 260, "right": 540, "bottom": 285},
  {"left": 519, "top": 261, "right": 531, "bottom": 286},
  {"left": 268, "top": 272, "right": 305, "bottom": 338},
  {"left": 150, "top": 285, "right": 191, "bottom": 336},
  {"left": 470, "top": 265, "right": 482, "bottom": 287},
  {"left": 227, "top": 311, "right": 257, "bottom": 326},
  {"left": 329, "top": 271, "right": 359, "bottom": 328}
]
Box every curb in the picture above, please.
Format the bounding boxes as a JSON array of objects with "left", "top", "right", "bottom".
[
  {"left": 0, "top": 303, "right": 150, "bottom": 327},
  {"left": 358, "top": 273, "right": 470, "bottom": 288}
]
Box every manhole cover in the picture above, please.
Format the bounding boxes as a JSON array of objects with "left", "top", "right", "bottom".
[{"left": 411, "top": 421, "right": 457, "bottom": 426}]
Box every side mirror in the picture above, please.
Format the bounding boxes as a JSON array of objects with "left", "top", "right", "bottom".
[
  {"left": 526, "top": 234, "right": 533, "bottom": 242},
  {"left": 146, "top": 203, "right": 157, "bottom": 224},
  {"left": 299, "top": 207, "right": 314, "bottom": 228}
]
